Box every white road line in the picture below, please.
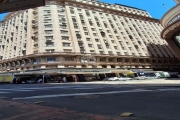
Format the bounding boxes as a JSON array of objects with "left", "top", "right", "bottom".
[
  {"left": 12, "top": 89, "right": 153, "bottom": 100},
  {"left": 12, "top": 88, "right": 180, "bottom": 100},
  {"left": 0, "top": 89, "right": 14, "bottom": 91},
  {"left": 0, "top": 91, "right": 11, "bottom": 94},
  {"left": 0, "top": 86, "right": 103, "bottom": 92},
  {"left": 74, "top": 88, "right": 95, "bottom": 89},
  {"left": 13, "top": 90, "right": 34, "bottom": 92},
  {"left": 158, "top": 88, "right": 180, "bottom": 91}
]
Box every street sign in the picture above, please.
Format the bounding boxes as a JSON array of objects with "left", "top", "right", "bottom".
[{"left": 0, "top": 0, "right": 45, "bottom": 13}]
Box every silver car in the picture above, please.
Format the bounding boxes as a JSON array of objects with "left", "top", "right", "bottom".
[{"left": 106, "top": 77, "right": 133, "bottom": 81}]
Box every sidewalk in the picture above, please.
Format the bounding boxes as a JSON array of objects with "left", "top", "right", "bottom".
[
  {"left": 0, "top": 99, "right": 121, "bottom": 120},
  {"left": 48, "top": 78, "right": 180, "bottom": 86}
]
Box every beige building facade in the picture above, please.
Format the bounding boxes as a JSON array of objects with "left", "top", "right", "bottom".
[
  {"left": 161, "top": 0, "right": 180, "bottom": 60},
  {"left": 0, "top": 0, "right": 179, "bottom": 74}
]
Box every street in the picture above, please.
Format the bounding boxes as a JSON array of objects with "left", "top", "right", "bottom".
[{"left": 0, "top": 79, "right": 180, "bottom": 120}]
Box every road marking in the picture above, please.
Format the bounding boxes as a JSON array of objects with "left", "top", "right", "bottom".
[
  {"left": 158, "top": 88, "right": 180, "bottom": 91},
  {"left": 74, "top": 87, "right": 104, "bottom": 89},
  {"left": 12, "top": 89, "right": 153, "bottom": 100},
  {"left": 14, "top": 90, "right": 34, "bottom": 92},
  {"left": 0, "top": 91, "right": 10, "bottom": 94},
  {"left": 12, "top": 88, "right": 180, "bottom": 100},
  {"left": 0, "top": 89, "right": 35, "bottom": 92},
  {"left": 0, "top": 86, "right": 104, "bottom": 92}
]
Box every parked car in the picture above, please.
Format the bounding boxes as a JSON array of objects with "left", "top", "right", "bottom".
[{"left": 105, "top": 77, "right": 133, "bottom": 81}]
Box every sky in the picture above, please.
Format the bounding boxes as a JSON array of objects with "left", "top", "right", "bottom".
[{"left": 0, "top": 0, "right": 177, "bottom": 20}]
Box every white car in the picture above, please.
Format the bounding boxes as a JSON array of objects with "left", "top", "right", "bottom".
[
  {"left": 107, "top": 77, "right": 133, "bottom": 81},
  {"left": 107, "top": 77, "right": 119, "bottom": 81}
]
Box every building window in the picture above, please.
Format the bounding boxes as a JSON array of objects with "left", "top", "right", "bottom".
[
  {"left": 95, "top": 39, "right": 99, "bottom": 42},
  {"left": 47, "top": 57, "right": 56, "bottom": 62},
  {"left": 60, "top": 30, "right": 68, "bottom": 34},
  {"left": 172, "top": 33, "right": 180, "bottom": 49},
  {"left": 44, "top": 19, "right": 52, "bottom": 23},
  {"left": 88, "top": 44, "right": 93, "bottom": 47},
  {"left": 100, "top": 58, "right": 105, "bottom": 62},
  {"left": 61, "top": 36, "right": 69, "bottom": 40},
  {"left": 65, "top": 57, "right": 74, "bottom": 61},
  {"left": 45, "top": 36, "right": 53, "bottom": 40},
  {"left": 83, "top": 27, "right": 87, "bottom": 31},
  {"left": 44, "top": 24, "right": 52, "bottom": 28},
  {"left": 124, "top": 52, "right": 128, "bottom": 55},
  {"left": 114, "top": 46, "right": 118, "bottom": 49},
  {"left": 85, "top": 32, "right": 89, "bottom": 35},
  {"left": 78, "top": 9, "right": 81, "bottom": 12},
  {"left": 108, "top": 51, "right": 112, "bottom": 54},
  {"left": 45, "top": 49, "right": 55, "bottom": 52},
  {"left": 100, "top": 51, "right": 104, "bottom": 54},
  {"left": 93, "top": 33, "right": 97, "bottom": 36},
  {"left": 59, "top": 25, "right": 67, "bottom": 28},
  {"left": 45, "top": 30, "right": 53, "bottom": 34},
  {"left": 86, "top": 38, "right": 91, "bottom": 41},
  {"left": 111, "top": 40, "right": 115, "bottom": 43},
  {"left": 109, "top": 35, "right": 112, "bottom": 38},
  {"left": 63, "top": 49, "right": 72, "bottom": 52},
  {"left": 109, "top": 58, "right": 114, "bottom": 62},
  {"left": 33, "top": 59, "right": 39, "bottom": 64},
  {"left": 63, "top": 43, "right": 71, "bottom": 47},
  {"left": 45, "top": 42, "right": 54, "bottom": 47},
  {"left": 91, "top": 28, "right": 95, "bottom": 31}
]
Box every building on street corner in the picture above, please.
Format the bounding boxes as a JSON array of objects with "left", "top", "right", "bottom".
[
  {"left": 161, "top": 0, "right": 180, "bottom": 59},
  {"left": 0, "top": 0, "right": 179, "bottom": 77}
]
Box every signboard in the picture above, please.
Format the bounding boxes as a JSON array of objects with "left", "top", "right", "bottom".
[
  {"left": 0, "top": 75, "right": 14, "bottom": 82},
  {"left": 167, "top": 13, "right": 180, "bottom": 26},
  {"left": 0, "top": 0, "right": 45, "bottom": 13}
]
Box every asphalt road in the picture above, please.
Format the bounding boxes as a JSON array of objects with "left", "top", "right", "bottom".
[{"left": 0, "top": 81, "right": 180, "bottom": 120}]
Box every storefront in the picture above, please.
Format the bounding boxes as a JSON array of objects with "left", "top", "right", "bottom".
[{"left": 11, "top": 68, "right": 131, "bottom": 82}]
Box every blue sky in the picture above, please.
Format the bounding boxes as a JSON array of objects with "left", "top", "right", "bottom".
[
  {"left": 100, "top": 0, "right": 176, "bottom": 19},
  {"left": 0, "top": 0, "right": 177, "bottom": 20}
]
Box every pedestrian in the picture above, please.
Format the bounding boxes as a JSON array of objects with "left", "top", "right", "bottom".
[
  {"left": 103, "top": 76, "right": 108, "bottom": 81},
  {"left": 62, "top": 77, "right": 66, "bottom": 83},
  {"left": 74, "top": 76, "right": 78, "bottom": 82},
  {"left": 12, "top": 78, "right": 16, "bottom": 84},
  {"left": 58, "top": 77, "right": 62, "bottom": 83},
  {"left": 37, "top": 78, "right": 42, "bottom": 83}
]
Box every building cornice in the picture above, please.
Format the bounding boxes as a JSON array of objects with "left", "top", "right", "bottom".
[
  {"left": 63, "top": 0, "right": 159, "bottom": 22},
  {"left": 0, "top": 51, "right": 177, "bottom": 65},
  {"left": 1, "top": 0, "right": 159, "bottom": 23}
]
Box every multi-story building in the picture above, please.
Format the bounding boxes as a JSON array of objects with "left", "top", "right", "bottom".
[
  {"left": 161, "top": 0, "right": 180, "bottom": 59},
  {"left": 0, "top": 0, "right": 179, "bottom": 75}
]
